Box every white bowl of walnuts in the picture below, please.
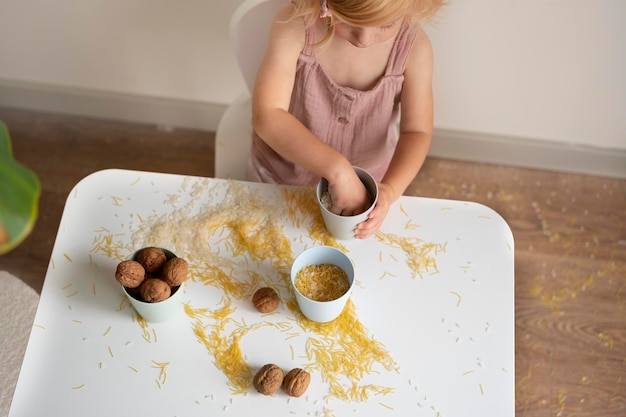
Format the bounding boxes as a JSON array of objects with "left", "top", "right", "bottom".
[{"left": 115, "top": 247, "right": 189, "bottom": 322}]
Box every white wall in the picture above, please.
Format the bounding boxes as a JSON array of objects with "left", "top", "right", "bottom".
[
  {"left": 0, "top": 0, "right": 247, "bottom": 102},
  {"left": 0, "top": 0, "right": 624, "bottom": 152},
  {"left": 428, "top": 0, "right": 626, "bottom": 149}
]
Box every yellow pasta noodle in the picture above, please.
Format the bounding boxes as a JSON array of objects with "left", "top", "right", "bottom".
[{"left": 295, "top": 264, "right": 349, "bottom": 302}]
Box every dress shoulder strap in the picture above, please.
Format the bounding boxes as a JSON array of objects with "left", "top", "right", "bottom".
[
  {"left": 301, "top": 20, "right": 318, "bottom": 56},
  {"left": 386, "top": 23, "right": 419, "bottom": 76}
]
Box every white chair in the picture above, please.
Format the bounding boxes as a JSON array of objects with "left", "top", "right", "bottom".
[{"left": 214, "top": 0, "right": 285, "bottom": 180}]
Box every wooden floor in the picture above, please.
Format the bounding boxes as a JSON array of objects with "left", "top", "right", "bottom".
[{"left": 1, "top": 106, "right": 625, "bottom": 416}]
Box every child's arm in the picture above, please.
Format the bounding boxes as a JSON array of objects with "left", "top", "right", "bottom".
[
  {"left": 252, "top": 5, "right": 369, "bottom": 215},
  {"left": 356, "top": 28, "right": 435, "bottom": 238}
]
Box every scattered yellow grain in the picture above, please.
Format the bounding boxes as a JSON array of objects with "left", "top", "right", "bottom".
[
  {"left": 135, "top": 314, "right": 152, "bottom": 343},
  {"left": 301, "top": 301, "right": 397, "bottom": 402},
  {"left": 378, "top": 271, "right": 398, "bottom": 280},
  {"left": 285, "top": 332, "right": 300, "bottom": 340},
  {"left": 190, "top": 319, "right": 252, "bottom": 394},
  {"left": 103, "top": 326, "right": 112, "bottom": 337},
  {"left": 108, "top": 346, "right": 114, "bottom": 358},
  {"left": 375, "top": 231, "right": 444, "bottom": 279},
  {"left": 557, "top": 388, "right": 567, "bottom": 415},
  {"left": 152, "top": 360, "right": 170, "bottom": 386},
  {"left": 598, "top": 332, "right": 614, "bottom": 350},
  {"left": 404, "top": 219, "right": 420, "bottom": 230},
  {"left": 450, "top": 291, "right": 462, "bottom": 308},
  {"left": 116, "top": 296, "right": 128, "bottom": 312},
  {"left": 63, "top": 253, "right": 72, "bottom": 262},
  {"left": 320, "top": 407, "right": 336, "bottom": 417},
  {"left": 184, "top": 304, "right": 212, "bottom": 320},
  {"left": 72, "top": 384, "right": 85, "bottom": 390}
]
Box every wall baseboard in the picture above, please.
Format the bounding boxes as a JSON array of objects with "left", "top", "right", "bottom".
[
  {"left": 1, "top": 78, "right": 624, "bottom": 179},
  {"left": 429, "top": 129, "right": 626, "bottom": 179},
  {"left": 0, "top": 78, "right": 223, "bottom": 132}
]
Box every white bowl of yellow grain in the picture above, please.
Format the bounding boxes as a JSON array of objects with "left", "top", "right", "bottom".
[{"left": 290, "top": 246, "right": 354, "bottom": 323}]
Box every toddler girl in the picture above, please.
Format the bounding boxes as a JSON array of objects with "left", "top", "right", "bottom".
[{"left": 248, "top": 0, "right": 444, "bottom": 238}]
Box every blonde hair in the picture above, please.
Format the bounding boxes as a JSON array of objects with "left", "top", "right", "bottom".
[{"left": 290, "top": 0, "right": 445, "bottom": 45}]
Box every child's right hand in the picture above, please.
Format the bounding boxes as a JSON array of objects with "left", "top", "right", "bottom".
[{"left": 326, "top": 169, "right": 370, "bottom": 216}]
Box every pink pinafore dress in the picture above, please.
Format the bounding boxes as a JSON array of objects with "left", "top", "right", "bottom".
[{"left": 247, "top": 21, "right": 418, "bottom": 186}]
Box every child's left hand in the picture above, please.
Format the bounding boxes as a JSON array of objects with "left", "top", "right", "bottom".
[{"left": 354, "top": 183, "right": 395, "bottom": 239}]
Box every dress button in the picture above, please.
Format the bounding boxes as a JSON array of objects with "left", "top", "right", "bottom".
[{"left": 338, "top": 117, "right": 349, "bottom": 124}]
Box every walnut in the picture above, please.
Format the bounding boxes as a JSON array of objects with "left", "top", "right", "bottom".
[
  {"left": 282, "top": 368, "right": 311, "bottom": 397},
  {"left": 135, "top": 247, "right": 167, "bottom": 273},
  {"left": 140, "top": 278, "right": 171, "bottom": 303},
  {"left": 252, "top": 287, "right": 280, "bottom": 313},
  {"left": 253, "top": 364, "right": 284, "bottom": 395},
  {"left": 161, "top": 257, "right": 188, "bottom": 287},
  {"left": 115, "top": 260, "right": 146, "bottom": 289}
]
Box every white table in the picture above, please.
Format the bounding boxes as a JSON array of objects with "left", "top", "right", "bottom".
[{"left": 10, "top": 169, "right": 514, "bottom": 416}]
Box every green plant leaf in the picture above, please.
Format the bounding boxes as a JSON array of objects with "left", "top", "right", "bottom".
[{"left": 0, "top": 121, "right": 41, "bottom": 255}]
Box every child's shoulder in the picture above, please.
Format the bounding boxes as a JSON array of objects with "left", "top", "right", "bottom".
[
  {"left": 412, "top": 26, "right": 433, "bottom": 54},
  {"left": 404, "top": 26, "right": 434, "bottom": 75},
  {"left": 265, "top": 3, "right": 307, "bottom": 59},
  {"left": 272, "top": 3, "right": 307, "bottom": 36}
]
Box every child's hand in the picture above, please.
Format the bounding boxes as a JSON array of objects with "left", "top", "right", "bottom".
[
  {"left": 327, "top": 170, "right": 370, "bottom": 217},
  {"left": 354, "top": 183, "right": 394, "bottom": 239}
]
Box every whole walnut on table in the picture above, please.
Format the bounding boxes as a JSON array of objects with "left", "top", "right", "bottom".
[
  {"left": 253, "top": 364, "right": 284, "bottom": 395},
  {"left": 282, "top": 368, "right": 311, "bottom": 397},
  {"left": 252, "top": 287, "right": 280, "bottom": 313}
]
